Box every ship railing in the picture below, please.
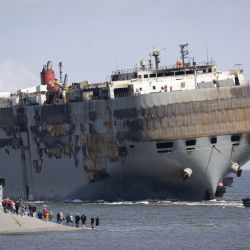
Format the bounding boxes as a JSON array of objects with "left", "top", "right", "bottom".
[
  {"left": 111, "top": 60, "right": 215, "bottom": 76},
  {"left": 112, "top": 67, "right": 138, "bottom": 75},
  {"left": 157, "top": 60, "right": 215, "bottom": 70}
]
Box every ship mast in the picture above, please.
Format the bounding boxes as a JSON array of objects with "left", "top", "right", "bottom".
[
  {"left": 58, "top": 62, "right": 63, "bottom": 83},
  {"left": 179, "top": 43, "right": 189, "bottom": 67},
  {"left": 151, "top": 48, "right": 166, "bottom": 70}
]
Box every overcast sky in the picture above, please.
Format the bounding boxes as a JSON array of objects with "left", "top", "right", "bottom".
[{"left": 0, "top": 0, "right": 249, "bottom": 92}]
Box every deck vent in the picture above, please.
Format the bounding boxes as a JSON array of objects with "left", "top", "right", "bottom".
[
  {"left": 129, "top": 145, "right": 135, "bottom": 148},
  {"left": 231, "top": 134, "right": 241, "bottom": 142},
  {"left": 210, "top": 137, "right": 217, "bottom": 144},
  {"left": 156, "top": 142, "right": 173, "bottom": 149},
  {"left": 186, "top": 140, "right": 196, "bottom": 146}
]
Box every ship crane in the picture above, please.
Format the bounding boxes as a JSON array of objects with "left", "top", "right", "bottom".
[{"left": 150, "top": 48, "right": 166, "bottom": 70}]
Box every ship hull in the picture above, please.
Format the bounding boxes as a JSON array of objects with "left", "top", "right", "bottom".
[{"left": 1, "top": 85, "right": 250, "bottom": 201}]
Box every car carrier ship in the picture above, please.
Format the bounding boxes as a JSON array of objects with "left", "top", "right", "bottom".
[{"left": 0, "top": 43, "right": 249, "bottom": 201}]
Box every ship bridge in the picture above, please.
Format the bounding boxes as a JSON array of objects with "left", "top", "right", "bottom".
[{"left": 108, "top": 44, "right": 245, "bottom": 99}]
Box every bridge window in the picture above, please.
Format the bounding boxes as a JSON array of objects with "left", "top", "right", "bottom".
[{"left": 164, "top": 72, "right": 174, "bottom": 76}]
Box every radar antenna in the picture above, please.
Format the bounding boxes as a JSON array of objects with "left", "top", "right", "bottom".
[
  {"left": 179, "top": 43, "right": 189, "bottom": 67},
  {"left": 140, "top": 59, "right": 147, "bottom": 70},
  {"left": 150, "top": 48, "right": 166, "bottom": 70}
]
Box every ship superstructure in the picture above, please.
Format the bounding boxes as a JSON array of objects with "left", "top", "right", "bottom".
[{"left": 0, "top": 44, "right": 249, "bottom": 201}]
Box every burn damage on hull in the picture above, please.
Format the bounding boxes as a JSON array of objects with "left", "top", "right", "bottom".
[{"left": 1, "top": 85, "right": 250, "bottom": 201}]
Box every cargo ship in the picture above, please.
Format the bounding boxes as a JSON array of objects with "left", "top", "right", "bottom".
[{"left": 0, "top": 43, "right": 249, "bottom": 201}]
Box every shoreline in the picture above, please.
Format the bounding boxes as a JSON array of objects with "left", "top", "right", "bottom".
[{"left": 0, "top": 208, "right": 87, "bottom": 235}]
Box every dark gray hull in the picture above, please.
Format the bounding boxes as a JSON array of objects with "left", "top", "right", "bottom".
[{"left": 1, "top": 85, "right": 250, "bottom": 201}]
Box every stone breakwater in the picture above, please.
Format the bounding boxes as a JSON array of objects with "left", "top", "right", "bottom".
[{"left": 0, "top": 208, "right": 85, "bottom": 235}]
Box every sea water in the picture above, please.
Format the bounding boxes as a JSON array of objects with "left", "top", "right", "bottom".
[{"left": 1, "top": 170, "right": 250, "bottom": 250}]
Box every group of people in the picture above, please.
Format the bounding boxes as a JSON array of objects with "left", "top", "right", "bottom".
[
  {"left": 56, "top": 211, "right": 99, "bottom": 229},
  {"left": 1, "top": 197, "right": 32, "bottom": 216},
  {"left": 36, "top": 209, "right": 100, "bottom": 229},
  {"left": 37, "top": 208, "right": 54, "bottom": 221},
  {"left": 1, "top": 197, "right": 100, "bottom": 229}
]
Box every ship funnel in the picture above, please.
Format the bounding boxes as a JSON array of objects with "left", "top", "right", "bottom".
[
  {"left": 180, "top": 168, "right": 192, "bottom": 181},
  {"left": 47, "top": 61, "right": 53, "bottom": 71},
  {"left": 40, "top": 61, "right": 56, "bottom": 86},
  {"left": 230, "top": 162, "right": 242, "bottom": 177}
]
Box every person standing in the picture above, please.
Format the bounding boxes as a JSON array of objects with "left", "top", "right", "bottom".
[
  {"left": 70, "top": 215, "right": 74, "bottom": 226},
  {"left": 81, "top": 214, "right": 87, "bottom": 226},
  {"left": 56, "top": 212, "right": 60, "bottom": 223},
  {"left": 38, "top": 211, "right": 43, "bottom": 220},
  {"left": 59, "top": 211, "right": 64, "bottom": 224},
  {"left": 44, "top": 209, "right": 49, "bottom": 222},
  {"left": 49, "top": 210, "right": 54, "bottom": 221},
  {"left": 15, "top": 200, "right": 20, "bottom": 215},
  {"left": 95, "top": 216, "right": 99, "bottom": 227},
  {"left": 66, "top": 214, "right": 70, "bottom": 226},
  {"left": 90, "top": 216, "right": 95, "bottom": 229},
  {"left": 75, "top": 213, "right": 81, "bottom": 228}
]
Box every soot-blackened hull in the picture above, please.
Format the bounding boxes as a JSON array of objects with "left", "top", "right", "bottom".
[{"left": 1, "top": 85, "right": 250, "bottom": 201}]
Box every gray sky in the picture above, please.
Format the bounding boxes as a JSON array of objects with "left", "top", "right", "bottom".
[
  {"left": 1, "top": 0, "right": 250, "bottom": 169},
  {"left": 0, "top": 0, "right": 249, "bottom": 92}
]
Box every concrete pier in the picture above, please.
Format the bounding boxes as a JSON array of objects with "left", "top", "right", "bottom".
[{"left": 0, "top": 209, "right": 84, "bottom": 235}]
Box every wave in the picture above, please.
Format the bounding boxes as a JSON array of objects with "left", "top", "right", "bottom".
[{"left": 90, "top": 199, "right": 244, "bottom": 207}]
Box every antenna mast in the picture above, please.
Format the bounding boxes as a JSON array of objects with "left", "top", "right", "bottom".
[
  {"left": 179, "top": 43, "right": 189, "bottom": 67},
  {"left": 59, "top": 62, "right": 63, "bottom": 83},
  {"left": 151, "top": 48, "right": 166, "bottom": 70},
  {"left": 148, "top": 53, "right": 152, "bottom": 69}
]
